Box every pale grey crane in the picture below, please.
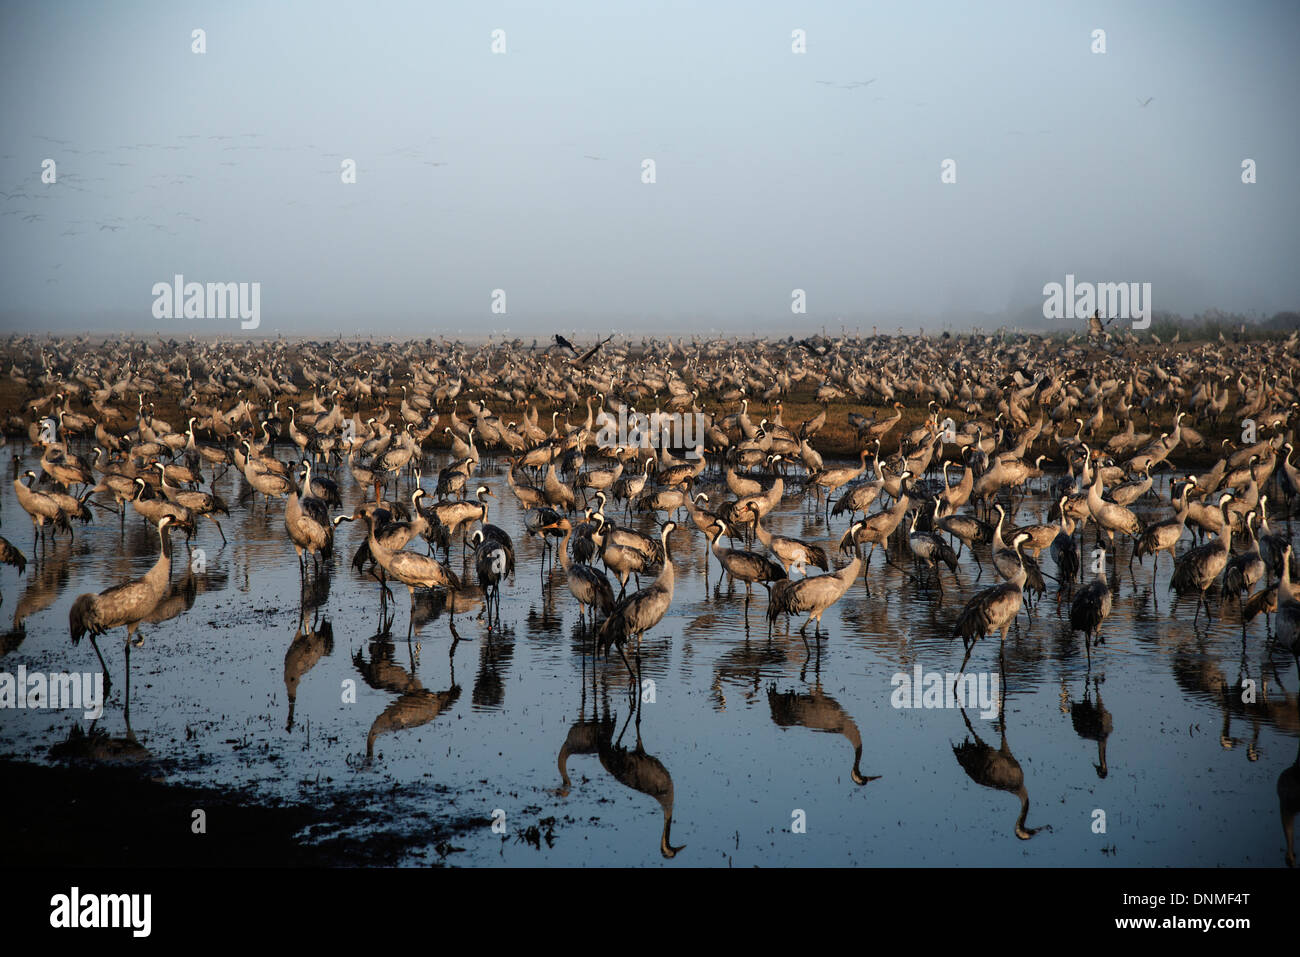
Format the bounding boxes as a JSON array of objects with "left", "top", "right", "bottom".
[
  {"left": 13, "top": 470, "right": 69, "bottom": 547},
  {"left": 767, "top": 525, "right": 864, "bottom": 646},
  {"left": 596, "top": 522, "right": 679, "bottom": 674},
  {"left": 347, "top": 506, "right": 462, "bottom": 636},
  {"left": 68, "top": 515, "right": 179, "bottom": 691},
  {"left": 153, "top": 461, "right": 230, "bottom": 544},
  {"left": 285, "top": 464, "right": 334, "bottom": 575},
  {"left": 1133, "top": 479, "right": 1192, "bottom": 581},
  {"left": 540, "top": 516, "right": 615, "bottom": 623},
  {"left": 1170, "top": 492, "right": 1234, "bottom": 624},
  {"left": 706, "top": 519, "right": 787, "bottom": 598},
  {"left": 748, "top": 502, "right": 829, "bottom": 574},
  {"left": 1277, "top": 546, "right": 1299, "bottom": 678},
  {"left": 952, "top": 531, "right": 1031, "bottom": 675}
]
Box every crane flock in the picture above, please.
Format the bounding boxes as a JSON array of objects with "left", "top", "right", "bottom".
[{"left": 0, "top": 328, "right": 1298, "bottom": 861}]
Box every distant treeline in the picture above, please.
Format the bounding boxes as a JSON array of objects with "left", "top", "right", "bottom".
[
  {"left": 1020, "top": 308, "right": 1299, "bottom": 342},
  {"left": 1142, "top": 309, "right": 1299, "bottom": 341}
]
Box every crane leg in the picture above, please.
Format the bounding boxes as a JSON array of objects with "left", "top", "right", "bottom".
[
  {"left": 955, "top": 640, "right": 974, "bottom": 683},
  {"left": 89, "top": 634, "right": 112, "bottom": 694}
]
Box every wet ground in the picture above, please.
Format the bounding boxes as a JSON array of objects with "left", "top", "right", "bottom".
[{"left": 1, "top": 446, "right": 1297, "bottom": 867}]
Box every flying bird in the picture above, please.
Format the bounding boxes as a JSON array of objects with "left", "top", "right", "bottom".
[
  {"left": 571, "top": 333, "right": 615, "bottom": 367},
  {"left": 1137, "top": 97, "right": 1154, "bottom": 107}
]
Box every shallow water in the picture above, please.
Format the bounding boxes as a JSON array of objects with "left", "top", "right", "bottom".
[{"left": 2, "top": 447, "right": 1297, "bottom": 867}]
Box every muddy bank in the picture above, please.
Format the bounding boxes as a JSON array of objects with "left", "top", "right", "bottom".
[{"left": 0, "top": 758, "right": 486, "bottom": 867}]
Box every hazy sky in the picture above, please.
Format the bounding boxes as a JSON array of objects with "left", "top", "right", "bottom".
[{"left": 1, "top": 1, "right": 1297, "bottom": 337}]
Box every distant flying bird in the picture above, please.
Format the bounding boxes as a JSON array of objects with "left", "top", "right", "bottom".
[
  {"left": 820, "top": 78, "right": 876, "bottom": 90},
  {"left": 583, "top": 155, "right": 605, "bottom": 161},
  {"left": 1137, "top": 97, "right": 1154, "bottom": 107},
  {"left": 98, "top": 224, "right": 122, "bottom": 231}
]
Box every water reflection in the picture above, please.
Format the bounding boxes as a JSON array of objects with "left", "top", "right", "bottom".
[
  {"left": 49, "top": 642, "right": 148, "bottom": 764},
  {"left": 285, "top": 613, "right": 335, "bottom": 732},
  {"left": 952, "top": 702, "right": 1046, "bottom": 840},
  {"left": 767, "top": 679, "right": 879, "bottom": 786},
  {"left": 1063, "top": 674, "right": 1112, "bottom": 778},
  {"left": 556, "top": 672, "right": 684, "bottom": 859},
  {"left": 1279, "top": 736, "right": 1299, "bottom": 867},
  {"left": 471, "top": 625, "right": 516, "bottom": 710},
  {"left": 4, "top": 435, "right": 1297, "bottom": 866},
  {"left": 596, "top": 705, "right": 685, "bottom": 860},
  {"left": 353, "top": 621, "right": 462, "bottom": 762},
  {"left": 11, "top": 548, "right": 70, "bottom": 631}
]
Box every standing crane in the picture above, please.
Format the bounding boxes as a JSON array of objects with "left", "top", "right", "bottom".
[
  {"left": 1133, "top": 479, "right": 1192, "bottom": 582},
  {"left": 1069, "top": 546, "right": 1113, "bottom": 664},
  {"left": 747, "top": 502, "right": 828, "bottom": 574},
  {"left": 906, "top": 509, "right": 959, "bottom": 592},
  {"left": 811, "top": 448, "right": 873, "bottom": 519},
  {"left": 285, "top": 463, "right": 335, "bottom": 577},
  {"left": 1170, "top": 492, "right": 1234, "bottom": 625},
  {"left": 596, "top": 522, "right": 679, "bottom": 677},
  {"left": 345, "top": 507, "right": 462, "bottom": 636},
  {"left": 68, "top": 515, "right": 179, "bottom": 692},
  {"left": 470, "top": 526, "right": 515, "bottom": 631},
  {"left": 952, "top": 531, "right": 1031, "bottom": 675},
  {"left": 13, "top": 470, "right": 70, "bottom": 548},
  {"left": 153, "top": 462, "right": 230, "bottom": 545},
  {"left": 1086, "top": 458, "right": 1143, "bottom": 551},
  {"left": 767, "top": 528, "right": 865, "bottom": 647},
  {"left": 1049, "top": 496, "right": 1079, "bottom": 596},
  {"left": 1277, "top": 546, "right": 1300, "bottom": 678},
  {"left": 706, "top": 520, "right": 787, "bottom": 601},
  {"left": 539, "top": 516, "right": 615, "bottom": 625},
  {"left": 1220, "top": 512, "right": 1265, "bottom": 605}
]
